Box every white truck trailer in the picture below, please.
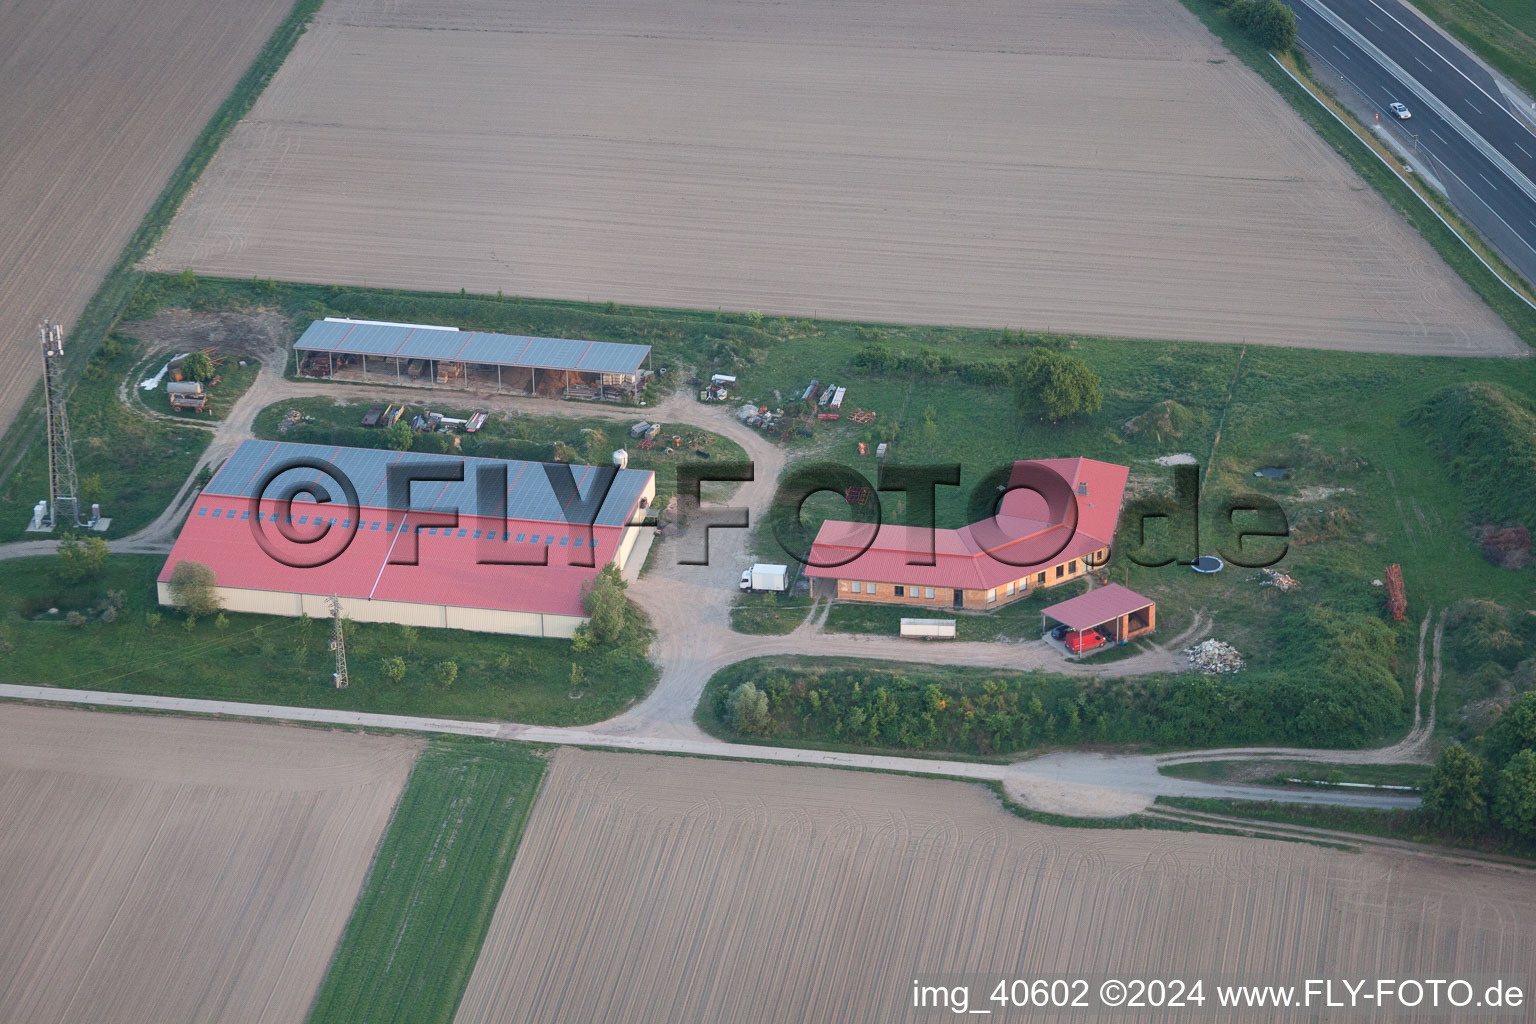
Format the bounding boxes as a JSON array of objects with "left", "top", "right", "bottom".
[
  {"left": 900, "top": 618, "right": 956, "bottom": 639},
  {"left": 739, "top": 563, "right": 788, "bottom": 592}
]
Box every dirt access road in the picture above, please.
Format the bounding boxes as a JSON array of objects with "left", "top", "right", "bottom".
[
  {"left": 0, "top": 705, "right": 418, "bottom": 1024},
  {"left": 0, "top": 0, "right": 295, "bottom": 436},
  {"left": 146, "top": 0, "right": 1522, "bottom": 356}
]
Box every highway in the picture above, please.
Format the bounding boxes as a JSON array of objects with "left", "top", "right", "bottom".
[{"left": 1287, "top": 0, "right": 1536, "bottom": 287}]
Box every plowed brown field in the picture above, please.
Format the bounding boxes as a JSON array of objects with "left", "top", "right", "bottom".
[
  {"left": 0, "top": 706, "right": 419, "bottom": 1024},
  {"left": 455, "top": 749, "right": 1536, "bottom": 1024},
  {"left": 147, "top": 0, "right": 1523, "bottom": 356},
  {"left": 0, "top": 0, "right": 295, "bottom": 434}
]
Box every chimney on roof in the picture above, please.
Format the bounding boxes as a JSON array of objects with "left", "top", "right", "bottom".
[{"left": 1077, "top": 481, "right": 1088, "bottom": 496}]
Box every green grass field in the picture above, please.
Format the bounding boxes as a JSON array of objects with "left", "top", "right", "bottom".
[
  {"left": 2, "top": 555, "right": 654, "bottom": 725},
  {"left": 306, "top": 738, "right": 547, "bottom": 1024}
]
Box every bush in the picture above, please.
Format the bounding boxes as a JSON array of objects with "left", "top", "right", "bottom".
[
  {"left": 180, "top": 351, "right": 216, "bottom": 383},
  {"left": 381, "top": 656, "right": 407, "bottom": 683},
  {"left": 166, "top": 560, "right": 222, "bottom": 617},
  {"left": 57, "top": 535, "right": 109, "bottom": 584},
  {"left": 434, "top": 660, "right": 459, "bottom": 688}
]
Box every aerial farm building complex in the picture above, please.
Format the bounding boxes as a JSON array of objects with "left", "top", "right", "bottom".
[
  {"left": 293, "top": 318, "right": 650, "bottom": 400},
  {"left": 158, "top": 440, "right": 655, "bottom": 637},
  {"left": 806, "top": 457, "right": 1153, "bottom": 638}
]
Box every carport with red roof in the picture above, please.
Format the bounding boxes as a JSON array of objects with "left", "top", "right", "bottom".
[{"left": 1040, "top": 583, "right": 1156, "bottom": 648}]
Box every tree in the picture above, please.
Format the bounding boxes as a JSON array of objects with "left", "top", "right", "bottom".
[
  {"left": 1230, "top": 0, "right": 1295, "bottom": 50},
  {"left": 1482, "top": 692, "right": 1536, "bottom": 770},
  {"left": 397, "top": 624, "right": 419, "bottom": 655},
  {"left": 1423, "top": 744, "right": 1486, "bottom": 837},
  {"left": 581, "top": 564, "right": 629, "bottom": 645},
  {"left": 166, "top": 560, "right": 222, "bottom": 617},
  {"left": 180, "top": 351, "right": 215, "bottom": 383},
  {"left": 57, "top": 534, "right": 109, "bottom": 583},
  {"left": 1252, "top": 0, "right": 1296, "bottom": 50},
  {"left": 1492, "top": 749, "right": 1536, "bottom": 839},
  {"left": 386, "top": 419, "right": 413, "bottom": 452},
  {"left": 1014, "top": 348, "right": 1102, "bottom": 421},
  {"left": 729, "top": 682, "right": 771, "bottom": 733},
  {"left": 381, "top": 656, "right": 407, "bottom": 683}
]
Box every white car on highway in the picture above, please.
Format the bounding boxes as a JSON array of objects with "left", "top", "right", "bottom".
[{"left": 1389, "top": 102, "right": 1411, "bottom": 119}]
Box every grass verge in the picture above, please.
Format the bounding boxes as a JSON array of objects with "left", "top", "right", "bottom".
[{"left": 305, "top": 738, "right": 547, "bottom": 1024}]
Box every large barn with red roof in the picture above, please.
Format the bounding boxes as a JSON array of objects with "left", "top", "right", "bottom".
[
  {"left": 804, "top": 457, "right": 1142, "bottom": 615},
  {"left": 157, "top": 440, "right": 655, "bottom": 638}
]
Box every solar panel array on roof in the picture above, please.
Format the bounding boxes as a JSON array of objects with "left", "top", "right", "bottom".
[
  {"left": 205, "top": 440, "right": 652, "bottom": 527},
  {"left": 294, "top": 319, "right": 649, "bottom": 374}
]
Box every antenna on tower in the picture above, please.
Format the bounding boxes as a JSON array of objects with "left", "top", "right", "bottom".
[
  {"left": 328, "top": 594, "right": 349, "bottom": 689},
  {"left": 38, "top": 321, "right": 83, "bottom": 530}
]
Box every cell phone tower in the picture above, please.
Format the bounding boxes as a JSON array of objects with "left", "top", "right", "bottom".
[
  {"left": 39, "top": 321, "right": 82, "bottom": 528},
  {"left": 328, "top": 593, "right": 349, "bottom": 689}
]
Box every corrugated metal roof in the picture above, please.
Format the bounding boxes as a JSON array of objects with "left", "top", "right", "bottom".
[
  {"left": 1041, "top": 583, "right": 1154, "bottom": 632},
  {"left": 293, "top": 319, "right": 649, "bottom": 374},
  {"left": 205, "top": 440, "right": 652, "bottom": 528}
]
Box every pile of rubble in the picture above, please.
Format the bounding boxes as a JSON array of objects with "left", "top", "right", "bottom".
[
  {"left": 1186, "top": 639, "right": 1245, "bottom": 674},
  {"left": 1258, "top": 568, "right": 1299, "bottom": 592}
]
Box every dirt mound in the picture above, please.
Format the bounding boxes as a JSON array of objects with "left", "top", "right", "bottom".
[{"left": 1123, "top": 399, "right": 1200, "bottom": 441}]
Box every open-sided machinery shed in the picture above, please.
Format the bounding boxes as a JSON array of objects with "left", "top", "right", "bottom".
[
  {"left": 293, "top": 318, "right": 650, "bottom": 400},
  {"left": 157, "top": 440, "right": 656, "bottom": 637},
  {"left": 1041, "top": 583, "right": 1155, "bottom": 646}
]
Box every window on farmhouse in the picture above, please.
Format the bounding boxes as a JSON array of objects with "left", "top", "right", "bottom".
[
  {"left": 1006, "top": 582, "right": 1015, "bottom": 596},
  {"left": 1055, "top": 565, "right": 1064, "bottom": 579},
  {"left": 925, "top": 587, "right": 935, "bottom": 599},
  {"left": 987, "top": 589, "right": 997, "bottom": 603},
  {"left": 1069, "top": 560, "right": 1077, "bottom": 573},
  {"left": 895, "top": 586, "right": 905, "bottom": 597}
]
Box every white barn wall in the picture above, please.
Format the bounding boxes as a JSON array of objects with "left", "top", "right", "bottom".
[{"left": 159, "top": 583, "right": 585, "bottom": 639}]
